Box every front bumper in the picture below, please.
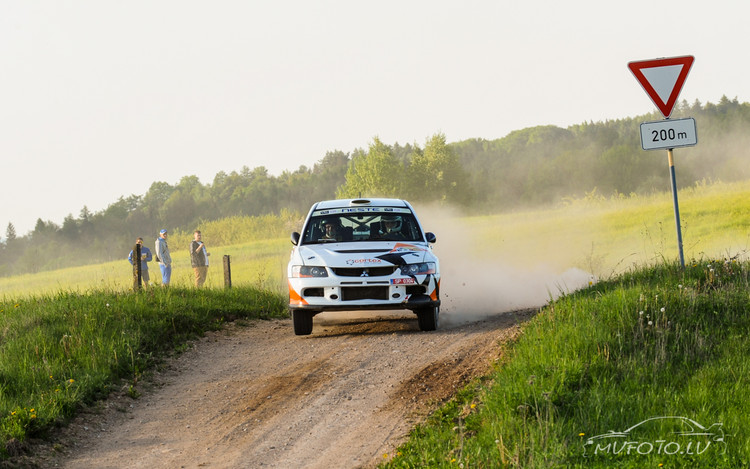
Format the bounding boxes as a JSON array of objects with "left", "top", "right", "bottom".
[{"left": 288, "top": 275, "right": 440, "bottom": 313}]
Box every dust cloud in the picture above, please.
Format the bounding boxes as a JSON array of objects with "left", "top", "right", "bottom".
[{"left": 416, "top": 204, "right": 595, "bottom": 327}]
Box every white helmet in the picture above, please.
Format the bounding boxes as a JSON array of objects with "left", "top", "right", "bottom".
[{"left": 381, "top": 214, "right": 401, "bottom": 232}]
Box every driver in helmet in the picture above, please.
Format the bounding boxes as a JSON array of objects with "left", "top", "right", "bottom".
[{"left": 321, "top": 218, "right": 341, "bottom": 241}]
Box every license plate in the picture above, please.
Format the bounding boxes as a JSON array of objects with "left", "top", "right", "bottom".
[{"left": 391, "top": 278, "right": 416, "bottom": 285}]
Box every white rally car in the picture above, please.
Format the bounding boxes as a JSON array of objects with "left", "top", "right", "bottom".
[{"left": 287, "top": 198, "right": 440, "bottom": 335}]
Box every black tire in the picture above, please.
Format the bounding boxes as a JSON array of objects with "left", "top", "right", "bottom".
[
  {"left": 292, "top": 310, "right": 314, "bottom": 335},
  {"left": 416, "top": 305, "right": 439, "bottom": 331}
]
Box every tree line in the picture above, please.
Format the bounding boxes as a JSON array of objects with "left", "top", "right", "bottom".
[{"left": 2, "top": 96, "right": 748, "bottom": 276}]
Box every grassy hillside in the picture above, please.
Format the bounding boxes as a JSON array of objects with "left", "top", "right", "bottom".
[
  {"left": 458, "top": 179, "right": 750, "bottom": 279},
  {"left": 385, "top": 260, "right": 749, "bottom": 468}
]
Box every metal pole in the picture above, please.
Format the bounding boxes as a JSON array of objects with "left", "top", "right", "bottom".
[{"left": 667, "top": 148, "right": 685, "bottom": 268}]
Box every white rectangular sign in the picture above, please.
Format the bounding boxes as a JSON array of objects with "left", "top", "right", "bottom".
[{"left": 640, "top": 118, "right": 697, "bottom": 150}]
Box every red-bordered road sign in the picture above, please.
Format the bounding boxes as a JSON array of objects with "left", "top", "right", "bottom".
[{"left": 628, "top": 56, "right": 694, "bottom": 118}]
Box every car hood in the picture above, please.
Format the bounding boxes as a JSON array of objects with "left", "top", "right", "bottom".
[{"left": 294, "top": 241, "right": 433, "bottom": 267}]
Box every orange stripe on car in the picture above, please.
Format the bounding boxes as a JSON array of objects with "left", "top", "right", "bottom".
[
  {"left": 288, "top": 281, "right": 309, "bottom": 306},
  {"left": 430, "top": 279, "right": 440, "bottom": 301}
]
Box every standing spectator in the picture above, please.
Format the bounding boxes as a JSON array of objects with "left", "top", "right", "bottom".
[
  {"left": 155, "top": 229, "right": 172, "bottom": 286},
  {"left": 189, "top": 230, "right": 210, "bottom": 287},
  {"left": 128, "top": 237, "right": 153, "bottom": 289}
]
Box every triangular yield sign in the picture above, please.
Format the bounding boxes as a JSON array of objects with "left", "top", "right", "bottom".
[{"left": 628, "top": 55, "right": 694, "bottom": 118}]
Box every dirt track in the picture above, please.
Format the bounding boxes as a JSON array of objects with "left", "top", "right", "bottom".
[{"left": 17, "top": 309, "right": 533, "bottom": 469}]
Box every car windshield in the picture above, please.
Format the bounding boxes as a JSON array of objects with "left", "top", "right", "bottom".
[{"left": 301, "top": 208, "right": 422, "bottom": 244}]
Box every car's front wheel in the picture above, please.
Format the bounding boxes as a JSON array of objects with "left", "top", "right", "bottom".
[
  {"left": 292, "top": 310, "right": 314, "bottom": 335},
  {"left": 416, "top": 305, "right": 439, "bottom": 331}
]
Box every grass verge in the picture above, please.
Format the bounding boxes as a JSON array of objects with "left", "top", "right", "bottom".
[
  {"left": 0, "top": 286, "right": 287, "bottom": 458},
  {"left": 385, "top": 258, "right": 750, "bottom": 468}
]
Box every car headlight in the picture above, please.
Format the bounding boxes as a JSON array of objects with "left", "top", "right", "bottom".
[
  {"left": 291, "top": 265, "right": 328, "bottom": 278},
  {"left": 399, "top": 262, "right": 436, "bottom": 276}
]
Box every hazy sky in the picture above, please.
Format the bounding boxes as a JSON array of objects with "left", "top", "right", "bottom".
[{"left": 2, "top": 1, "right": 748, "bottom": 236}]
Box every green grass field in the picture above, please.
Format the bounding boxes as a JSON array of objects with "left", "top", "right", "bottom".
[
  {"left": 2, "top": 179, "right": 749, "bottom": 463},
  {"left": 457, "top": 179, "right": 750, "bottom": 279},
  {"left": 0, "top": 238, "right": 291, "bottom": 300}
]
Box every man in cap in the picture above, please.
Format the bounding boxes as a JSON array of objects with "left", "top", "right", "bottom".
[{"left": 155, "top": 229, "right": 172, "bottom": 286}]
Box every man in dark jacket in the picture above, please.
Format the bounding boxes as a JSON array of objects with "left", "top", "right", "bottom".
[{"left": 190, "top": 230, "right": 210, "bottom": 287}]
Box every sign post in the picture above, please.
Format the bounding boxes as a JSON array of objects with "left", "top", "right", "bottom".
[
  {"left": 628, "top": 55, "right": 695, "bottom": 268},
  {"left": 667, "top": 148, "right": 684, "bottom": 267}
]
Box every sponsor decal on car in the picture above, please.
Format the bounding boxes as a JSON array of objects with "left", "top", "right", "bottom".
[
  {"left": 314, "top": 207, "right": 412, "bottom": 215},
  {"left": 345, "top": 258, "right": 384, "bottom": 265},
  {"left": 389, "top": 243, "right": 427, "bottom": 253}
]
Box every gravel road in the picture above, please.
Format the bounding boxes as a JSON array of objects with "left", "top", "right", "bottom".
[{"left": 20, "top": 308, "right": 532, "bottom": 469}]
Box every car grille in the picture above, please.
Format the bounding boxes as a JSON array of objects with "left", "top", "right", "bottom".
[
  {"left": 341, "top": 286, "right": 388, "bottom": 301},
  {"left": 331, "top": 267, "right": 397, "bottom": 277}
]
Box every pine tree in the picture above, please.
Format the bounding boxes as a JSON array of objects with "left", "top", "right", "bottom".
[{"left": 5, "top": 222, "right": 16, "bottom": 242}]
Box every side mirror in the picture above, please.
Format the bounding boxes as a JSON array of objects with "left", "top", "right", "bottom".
[
  {"left": 425, "top": 232, "right": 436, "bottom": 244},
  {"left": 291, "top": 232, "right": 300, "bottom": 245}
]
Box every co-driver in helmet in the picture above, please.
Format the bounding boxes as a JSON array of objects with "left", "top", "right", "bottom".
[{"left": 380, "top": 214, "right": 405, "bottom": 240}]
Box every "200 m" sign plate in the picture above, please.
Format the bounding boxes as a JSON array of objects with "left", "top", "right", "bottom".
[{"left": 640, "top": 118, "right": 697, "bottom": 151}]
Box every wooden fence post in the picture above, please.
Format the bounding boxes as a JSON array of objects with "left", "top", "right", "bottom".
[
  {"left": 132, "top": 243, "right": 142, "bottom": 292},
  {"left": 223, "top": 254, "right": 232, "bottom": 288}
]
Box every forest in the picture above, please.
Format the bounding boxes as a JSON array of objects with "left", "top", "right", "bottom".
[{"left": 2, "top": 96, "right": 749, "bottom": 276}]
